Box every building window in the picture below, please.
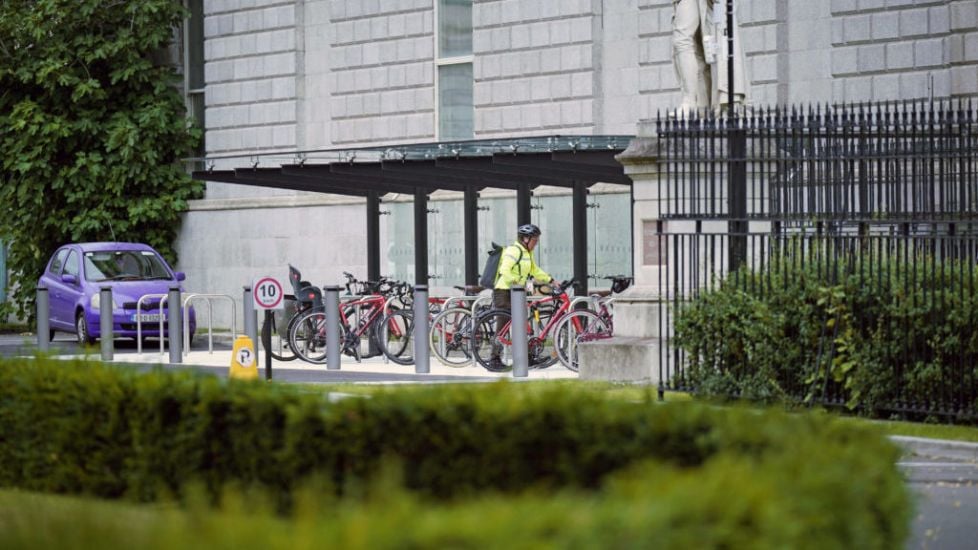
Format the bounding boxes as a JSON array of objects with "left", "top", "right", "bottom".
[
  {"left": 436, "top": 0, "right": 473, "bottom": 141},
  {"left": 438, "top": 0, "right": 472, "bottom": 58},
  {"left": 185, "top": 0, "right": 205, "bottom": 168},
  {"left": 438, "top": 63, "right": 474, "bottom": 141}
]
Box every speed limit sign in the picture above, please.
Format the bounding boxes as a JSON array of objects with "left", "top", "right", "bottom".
[{"left": 252, "top": 276, "right": 285, "bottom": 310}]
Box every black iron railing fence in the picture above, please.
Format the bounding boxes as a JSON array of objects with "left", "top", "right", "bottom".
[
  {"left": 654, "top": 101, "right": 977, "bottom": 222},
  {"left": 653, "top": 101, "right": 978, "bottom": 420},
  {"left": 656, "top": 229, "right": 978, "bottom": 419}
]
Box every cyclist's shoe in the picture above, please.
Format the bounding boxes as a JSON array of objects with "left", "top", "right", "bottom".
[
  {"left": 485, "top": 357, "right": 511, "bottom": 373},
  {"left": 529, "top": 354, "right": 551, "bottom": 369}
]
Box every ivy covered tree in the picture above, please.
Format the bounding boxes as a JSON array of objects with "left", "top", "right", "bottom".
[{"left": 0, "top": 0, "right": 203, "bottom": 319}]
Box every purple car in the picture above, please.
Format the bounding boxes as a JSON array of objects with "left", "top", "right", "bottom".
[{"left": 38, "top": 242, "right": 196, "bottom": 345}]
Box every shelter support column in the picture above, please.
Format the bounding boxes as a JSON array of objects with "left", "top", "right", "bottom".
[
  {"left": 572, "top": 181, "right": 589, "bottom": 297},
  {"left": 464, "top": 186, "right": 479, "bottom": 286},
  {"left": 517, "top": 183, "right": 532, "bottom": 226},
  {"left": 367, "top": 191, "right": 381, "bottom": 282},
  {"left": 413, "top": 188, "right": 429, "bottom": 285}
]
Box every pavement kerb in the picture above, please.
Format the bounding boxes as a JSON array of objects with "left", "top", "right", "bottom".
[{"left": 890, "top": 435, "right": 978, "bottom": 463}]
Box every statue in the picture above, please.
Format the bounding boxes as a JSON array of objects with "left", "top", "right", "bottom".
[{"left": 672, "top": 0, "right": 749, "bottom": 115}]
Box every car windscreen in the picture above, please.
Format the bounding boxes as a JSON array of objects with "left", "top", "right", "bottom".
[{"left": 83, "top": 251, "right": 172, "bottom": 282}]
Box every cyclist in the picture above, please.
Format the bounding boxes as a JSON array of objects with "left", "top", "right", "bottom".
[{"left": 488, "top": 223, "right": 557, "bottom": 372}]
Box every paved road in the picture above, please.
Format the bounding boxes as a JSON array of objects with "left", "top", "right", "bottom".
[
  {"left": 898, "top": 439, "right": 978, "bottom": 549},
  {"left": 3, "top": 333, "right": 978, "bottom": 547}
]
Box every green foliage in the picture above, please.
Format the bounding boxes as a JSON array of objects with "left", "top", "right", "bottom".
[
  {"left": 674, "top": 242, "right": 978, "bottom": 419},
  {"left": 0, "top": 357, "right": 910, "bottom": 548},
  {"left": 0, "top": 0, "right": 204, "bottom": 319}
]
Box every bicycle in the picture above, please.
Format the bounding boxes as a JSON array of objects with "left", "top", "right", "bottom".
[
  {"left": 428, "top": 285, "right": 490, "bottom": 367},
  {"left": 288, "top": 273, "right": 410, "bottom": 364},
  {"left": 470, "top": 279, "right": 588, "bottom": 371},
  {"left": 375, "top": 284, "right": 460, "bottom": 366},
  {"left": 552, "top": 275, "right": 632, "bottom": 372}
]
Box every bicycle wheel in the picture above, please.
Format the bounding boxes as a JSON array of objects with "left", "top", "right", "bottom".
[
  {"left": 429, "top": 307, "right": 474, "bottom": 367},
  {"left": 554, "top": 309, "right": 611, "bottom": 372},
  {"left": 377, "top": 308, "right": 414, "bottom": 365},
  {"left": 471, "top": 308, "right": 512, "bottom": 370},
  {"left": 261, "top": 304, "right": 299, "bottom": 361},
  {"left": 287, "top": 309, "right": 339, "bottom": 364}
]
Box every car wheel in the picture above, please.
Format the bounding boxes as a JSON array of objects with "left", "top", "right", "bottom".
[
  {"left": 76, "top": 313, "right": 95, "bottom": 345},
  {"left": 49, "top": 329, "right": 56, "bottom": 342}
]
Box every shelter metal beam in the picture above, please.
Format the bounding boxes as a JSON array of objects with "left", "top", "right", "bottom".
[
  {"left": 378, "top": 160, "right": 481, "bottom": 191},
  {"left": 222, "top": 169, "right": 373, "bottom": 197},
  {"left": 435, "top": 157, "right": 565, "bottom": 188},
  {"left": 383, "top": 159, "right": 526, "bottom": 191},
  {"left": 280, "top": 165, "right": 418, "bottom": 194},
  {"left": 551, "top": 150, "right": 627, "bottom": 168},
  {"left": 492, "top": 153, "right": 632, "bottom": 185}
]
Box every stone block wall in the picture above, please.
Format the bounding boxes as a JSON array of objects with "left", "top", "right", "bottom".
[
  {"left": 203, "top": 1, "right": 299, "bottom": 156},
  {"left": 473, "top": 0, "right": 598, "bottom": 137},
  {"left": 829, "top": 0, "right": 977, "bottom": 102},
  {"left": 328, "top": 0, "right": 435, "bottom": 144}
]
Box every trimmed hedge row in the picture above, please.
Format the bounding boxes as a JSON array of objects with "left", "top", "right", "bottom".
[{"left": 0, "top": 358, "right": 910, "bottom": 547}]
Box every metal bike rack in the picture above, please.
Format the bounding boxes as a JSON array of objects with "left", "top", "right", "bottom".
[
  {"left": 569, "top": 296, "right": 599, "bottom": 310},
  {"left": 430, "top": 294, "right": 481, "bottom": 367},
  {"left": 471, "top": 294, "right": 493, "bottom": 315},
  {"left": 182, "top": 294, "right": 237, "bottom": 356},
  {"left": 136, "top": 293, "right": 169, "bottom": 357},
  {"left": 442, "top": 294, "right": 480, "bottom": 311}
]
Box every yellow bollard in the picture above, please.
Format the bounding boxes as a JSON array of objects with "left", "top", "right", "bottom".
[{"left": 229, "top": 335, "right": 258, "bottom": 380}]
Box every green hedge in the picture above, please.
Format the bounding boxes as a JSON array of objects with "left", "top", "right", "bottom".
[
  {"left": 0, "top": 358, "right": 910, "bottom": 547},
  {"left": 675, "top": 246, "right": 978, "bottom": 418}
]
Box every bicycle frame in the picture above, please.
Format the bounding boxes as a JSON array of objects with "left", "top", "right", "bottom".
[
  {"left": 496, "top": 292, "right": 575, "bottom": 346},
  {"left": 338, "top": 294, "right": 389, "bottom": 339}
]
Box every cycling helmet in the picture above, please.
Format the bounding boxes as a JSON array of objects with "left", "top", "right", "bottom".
[{"left": 517, "top": 224, "right": 541, "bottom": 238}]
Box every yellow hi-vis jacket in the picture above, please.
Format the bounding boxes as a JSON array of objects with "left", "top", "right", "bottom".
[{"left": 494, "top": 241, "right": 552, "bottom": 290}]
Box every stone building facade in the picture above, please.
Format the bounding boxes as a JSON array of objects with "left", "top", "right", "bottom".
[{"left": 178, "top": 0, "right": 978, "bottom": 324}]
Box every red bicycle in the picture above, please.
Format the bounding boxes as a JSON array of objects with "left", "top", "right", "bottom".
[
  {"left": 287, "top": 273, "right": 413, "bottom": 364},
  {"left": 471, "top": 280, "right": 606, "bottom": 371}
]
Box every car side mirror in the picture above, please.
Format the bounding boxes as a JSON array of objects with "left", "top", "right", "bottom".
[
  {"left": 61, "top": 273, "right": 78, "bottom": 285},
  {"left": 175, "top": 272, "right": 186, "bottom": 282}
]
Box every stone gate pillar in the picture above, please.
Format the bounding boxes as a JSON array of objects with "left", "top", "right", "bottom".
[{"left": 578, "top": 121, "right": 666, "bottom": 383}]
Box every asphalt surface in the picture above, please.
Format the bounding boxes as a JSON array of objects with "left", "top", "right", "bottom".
[
  {"left": 896, "top": 437, "right": 978, "bottom": 549},
  {"left": 3, "top": 332, "right": 978, "bottom": 547}
]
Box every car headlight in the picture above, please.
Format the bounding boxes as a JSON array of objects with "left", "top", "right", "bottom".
[{"left": 90, "top": 293, "right": 121, "bottom": 310}]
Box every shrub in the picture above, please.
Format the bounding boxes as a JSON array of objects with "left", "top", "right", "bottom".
[
  {"left": 674, "top": 243, "right": 978, "bottom": 419},
  {"left": 0, "top": 357, "right": 910, "bottom": 547}
]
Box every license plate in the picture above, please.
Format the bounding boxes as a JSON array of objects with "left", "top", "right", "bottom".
[{"left": 132, "top": 313, "right": 162, "bottom": 323}]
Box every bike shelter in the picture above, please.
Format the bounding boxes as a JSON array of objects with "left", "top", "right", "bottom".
[{"left": 191, "top": 136, "right": 635, "bottom": 297}]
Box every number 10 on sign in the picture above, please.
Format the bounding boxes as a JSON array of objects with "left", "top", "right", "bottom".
[{"left": 252, "top": 277, "right": 284, "bottom": 310}]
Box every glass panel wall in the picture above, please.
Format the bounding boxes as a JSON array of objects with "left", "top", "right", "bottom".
[{"left": 385, "top": 191, "right": 632, "bottom": 292}]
